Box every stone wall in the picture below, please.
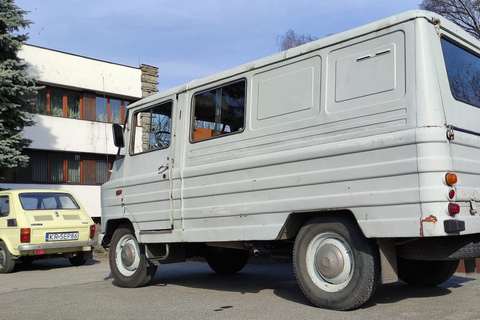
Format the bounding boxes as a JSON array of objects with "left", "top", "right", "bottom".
[{"left": 141, "top": 64, "right": 159, "bottom": 98}]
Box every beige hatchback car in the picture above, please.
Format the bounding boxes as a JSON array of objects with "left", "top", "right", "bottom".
[{"left": 0, "top": 190, "right": 97, "bottom": 273}]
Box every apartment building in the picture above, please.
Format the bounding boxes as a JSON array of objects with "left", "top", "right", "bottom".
[{"left": 1, "top": 44, "right": 158, "bottom": 220}]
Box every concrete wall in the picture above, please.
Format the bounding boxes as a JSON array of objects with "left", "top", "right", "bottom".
[
  {"left": 23, "top": 114, "right": 118, "bottom": 155},
  {"left": 19, "top": 44, "right": 142, "bottom": 99}
]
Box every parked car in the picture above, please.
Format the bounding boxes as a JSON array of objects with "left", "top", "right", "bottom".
[{"left": 0, "top": 190, "right": 97, "bottom": 273}]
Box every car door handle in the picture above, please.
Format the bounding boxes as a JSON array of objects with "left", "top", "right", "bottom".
[{"left": 158, "top": 164, "right": 169, "bottom": 174}]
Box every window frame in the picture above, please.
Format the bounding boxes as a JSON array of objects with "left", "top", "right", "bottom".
[
  {"left": 19, "top": 192, "right": 80, "bottom": 211},
  {"left": 32, "top": 86, "right": 131, "bottom": 124},
  {"left": 9, "top": 150, "right": 114, "bottom": 186},
  {"left": 0, "top": 196, "right": 10, "bottom": 217},
  {"left": 129, "top": 100, "right": 174, "bottom": 156},
  {"left": 441, "top": 35, "right": 480, "bottom": 109},
  {"left": 190, "top": 79, "right": 247, "bottom": 143}
]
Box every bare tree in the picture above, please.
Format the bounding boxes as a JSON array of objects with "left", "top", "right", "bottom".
[
  {"left": 420, "top": 0, "right": 480, "bottom": 39},
  {"left": 277, "top": 29, "right": 318, "bottom": 51}
]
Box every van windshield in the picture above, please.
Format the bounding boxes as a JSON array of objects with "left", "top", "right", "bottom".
[{"left": 442, "top": 37, "right": 480, "bottom": 108}]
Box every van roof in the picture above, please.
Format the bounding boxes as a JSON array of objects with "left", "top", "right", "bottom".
[{"left": 131, "top": 9, "right": 477, "bottom": 109}]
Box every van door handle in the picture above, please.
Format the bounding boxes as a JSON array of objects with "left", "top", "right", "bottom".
[{"left": 158, "top": 164, "right": 169, "bottom": 174}]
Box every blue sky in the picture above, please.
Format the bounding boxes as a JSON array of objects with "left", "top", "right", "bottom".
[{"left": 16, "top": 0, "right": 422, "bottom": 91}]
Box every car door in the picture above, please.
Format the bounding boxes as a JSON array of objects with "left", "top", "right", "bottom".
[{"left": 122, "top": 100, "right": 175, "bottom": 231}]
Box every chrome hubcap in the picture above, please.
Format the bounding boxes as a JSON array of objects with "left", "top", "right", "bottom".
[
  {"left": 316, "top": 243, "right": 345, "bottom": 280},
  {"left": 306, "top": 232, "right": 354, "bottom": 292},
  {"left": 121, "top": 243, "right": 136, "bottom": 269},
  {"left": 115, "top": 233, "right": 141, "bottom": 276}
]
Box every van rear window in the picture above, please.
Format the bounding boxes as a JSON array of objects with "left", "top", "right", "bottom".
[{"left": 442, "top": 37, "right": 480, "bottom": 108}]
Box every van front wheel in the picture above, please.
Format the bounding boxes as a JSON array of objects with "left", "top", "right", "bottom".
[
  {"left": 293, "top": 216, "right": 380, "bottom": 311},
  {"left": 109, "top": 225, "right": 157, "bottom": 287}
]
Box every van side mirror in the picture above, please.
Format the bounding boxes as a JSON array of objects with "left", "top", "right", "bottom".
[{"left": 112, "top": 124, "right": 125, "bottom": 148}]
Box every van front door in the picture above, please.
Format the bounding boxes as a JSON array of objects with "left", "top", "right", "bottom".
[{"left": 123, "top": 100, "right": 174, "bottom": 231}]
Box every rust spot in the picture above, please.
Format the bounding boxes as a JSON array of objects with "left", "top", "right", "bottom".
[
  {"left": 420, "top": 215, "right": 438, "bottom": 237},
  {"left": 422, "top": 215, "right": 438, "bottom": 223}
]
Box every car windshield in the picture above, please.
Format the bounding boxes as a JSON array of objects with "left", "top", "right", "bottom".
[{"left": 19, "top": 193, "right": 80, "bottom": 210}]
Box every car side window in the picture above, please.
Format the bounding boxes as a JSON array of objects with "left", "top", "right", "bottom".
[{"left": 0, "top": 196, "right": 10, "bottom": 217}]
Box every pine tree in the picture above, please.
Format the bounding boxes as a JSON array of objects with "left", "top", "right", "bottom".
[{"left": 0, "top": 0, "right": 37, "bottom": 180}]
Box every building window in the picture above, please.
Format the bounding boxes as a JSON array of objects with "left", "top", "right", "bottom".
[
  {"left": 35, "top": 88, "right": 47, "bottom": 114},
  {"left": 30, "top": 85, "right": 132, "bottom": 123},
  {"left": 67, "top": 154, "right": 81, "bottom": 183},
  {"left": 191, "top": 80, "right": 245, "bottom": 142},
  {"left": 110, "top": 99, "right": 122, "bottom": 124},
  {"left": 49, "top": 153, "right": 64, "bottom": 183},
  {"left": 11, "top": 150, "right": 114, "bottom": 185},
  {"left": 96, "top": 97, "right": 125, "bottom": 123},
  {"left": 50, "top": 88, "right": 64, "bottom": 117},
  {"left": 96, "top": 97, "right": 108, "bottom": 122},
  {"left": 67, "top": 92, "right": 81, "bottom": 118}
]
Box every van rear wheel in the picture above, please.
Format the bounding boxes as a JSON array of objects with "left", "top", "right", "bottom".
[
  {"left": 293, "top": 216, "right": 380, "bottom": 311},
  {"left": 109, "top": 225, "right": 157, "bottom": 287}
]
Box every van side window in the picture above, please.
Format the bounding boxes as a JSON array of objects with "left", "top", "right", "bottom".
[
  {"left": 191, "top": 80, "right": 245, "bottom": 142},
  {"left": 0, "top": 196, "right": 9, "bottom": 216},
  {"left": 131, "top": 101, "right": 173, "bottom": 154},
  {"left": 442, "top": 37, "right": 480, "bottom": 108}
]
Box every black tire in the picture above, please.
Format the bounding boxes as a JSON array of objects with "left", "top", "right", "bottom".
[
  {"left": 206, "top": 247, "right": 250, "bottom": 274},
  {"left": 20, "top": 256, "right": 35, "bottom": 264},
  {"left": 69, "top": 254, "right": 87, "bottom": 266},
  {"left": 109, "top": 225, "right": 157, "bottom": 287},
  {"left": 293, "top": 215, "right": 380, "bottom": 311},
  {"left": 397, "top": 257, "right": 459, "bottom": 286},
  {"left": 0, "top": 241, "right": 15, "bottom": 273}
]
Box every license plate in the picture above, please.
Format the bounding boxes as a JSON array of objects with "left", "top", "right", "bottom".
[{"left": 46, "top": 232, "right": 79, "bottom": 241}]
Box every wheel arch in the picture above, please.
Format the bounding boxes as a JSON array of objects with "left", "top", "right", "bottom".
[
  {"left": 0, "top": 237, "right": 19, "bottom": 257},
  {"left": 101, "top": 218, "right": 133, "bottom": 247},
  {"left": 278, "top": 210, "right": 365, "bottom": 241}
]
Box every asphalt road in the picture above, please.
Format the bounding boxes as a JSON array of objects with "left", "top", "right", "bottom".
[{"left": 1, "top": 256, "right": 480, "bottom": 320}]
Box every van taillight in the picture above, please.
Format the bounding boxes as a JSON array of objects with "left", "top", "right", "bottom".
[
  {"left": 21, "top": 228, "right": 30, "bottom": 243},
  {"left": 448, "top": 203, "right": 460, "bottom": 215},
  {"left": 90, "top": 225, "right": 96, "bottom": 239},
  {"left": 448, "top": 189, "right": 455, "bottom": 199}
]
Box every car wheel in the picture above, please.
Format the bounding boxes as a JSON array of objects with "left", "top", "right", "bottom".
[
  {"left": 0, "top": 241, "right": 16, "bottom": 273},
  {"left": 69, "top": 254, "right": 87, "bottom": 266},
  {"left": 293, "top": 215, "right": 380, "bottom": 311},
  {"left": 397, "top": 257, "right": 459, "bottom": 286},
  {"left": 206, "top": 247, "right": 250, "bottom": 274},
  {"left": 109, "top": 225, "right": 157, "bottom": 287}
]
